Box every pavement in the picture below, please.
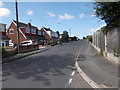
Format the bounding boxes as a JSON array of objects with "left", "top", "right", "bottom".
[{"left": 76, "top": 40, "right": 118, "bottom": 88}]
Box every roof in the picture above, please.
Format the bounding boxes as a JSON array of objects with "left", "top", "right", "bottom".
[
  {"left": 42, "top": 27, "right": 52, "bottom": 31},
  {"left": 0, "top": 23, "right": 7, "bottom": 26},
  {"left": 13, "top": 20, "right": 38, "bottom": 29}
]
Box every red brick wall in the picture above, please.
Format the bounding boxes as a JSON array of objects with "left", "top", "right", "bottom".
[
  {"left": 7, "top": 22, "right": 27, "bottom": 44},
  {"left": 41, "top": 28, "right": 52, "bottom": 43}
]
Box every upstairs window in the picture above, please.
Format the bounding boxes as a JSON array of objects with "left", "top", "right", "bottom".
[
  {"left": 26, "top": 28, "right": 30, "bottom": 33},
  {"left": 9, "top": 29, "right": 14, "bottom": 34},
  {"left": 31, "top": 29, "right": 36, "bottom": 34},
  {"left": 38, "top": 31, "right": 42, "bottom": 35},
  {"left": 0, "top": 25, "right": 5, "bottom": 32},
  {"left": 42, "top": 31, "right": 45, "bottom": 36}
]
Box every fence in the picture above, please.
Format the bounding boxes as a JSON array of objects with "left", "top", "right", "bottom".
[
  {"left": 92, "top": 30, "right": 105, "bottom": 52},
  {"left": 107, "top": 27, "right": 120, "bottom": 56},
  {"left": 92, "top": 27, "right": 120, "bottom": 63},
  {"left": 19, "top": 45, "right": 39, "bottom": 53}
]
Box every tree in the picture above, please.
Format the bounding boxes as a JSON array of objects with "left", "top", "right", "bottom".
[
  {"left": 72, "top": 36, "right": 78, "bottom": 41},
  {"left": 56, "top": 31, "right": 60, "bottom": 38},
  {"left": 83, "top": 37, "right": 86, "bottom": 40},
  {"left": 86, "top": 35, "right": 92, "bottom": 42},
  {"left": 60, "top": 31, "right": 69, "bottom": 42},
  {"left": 94, "top": 2, "right": 120, "bottom": 29}
]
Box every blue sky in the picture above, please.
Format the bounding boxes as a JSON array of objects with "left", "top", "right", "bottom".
[{"left": 0, "top": 1, "right": 106, "bottom": 38}]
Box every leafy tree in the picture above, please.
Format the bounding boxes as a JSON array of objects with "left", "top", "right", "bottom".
[
  {"left": 86, "top": 35, "right": 92, "bottom": 42},
  {"left": 94, "top": 2, "right": 120, "bottom": 29},
  {"left": 83, "top": 37, "right": 86, "bottom": 40},
  {"left": 60, "top": 31, "right": 69, "bottom": 42},
  {"left": 72, "top": 36, "right": 78, "bottom": 41}
]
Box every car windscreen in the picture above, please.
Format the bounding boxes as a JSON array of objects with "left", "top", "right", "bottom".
[{"left": 21, "top": 42, "right": 30, "bottom": 44}]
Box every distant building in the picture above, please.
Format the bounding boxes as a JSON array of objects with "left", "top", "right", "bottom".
[
  {"left": 0, "top": 23, "right": 10, "bottom": 47},
  {"left": 41, "top": 27, "right": 59, "bottom": 43},
  {"left": 7, "top": 20, "right": 45, "bottom": 45}
]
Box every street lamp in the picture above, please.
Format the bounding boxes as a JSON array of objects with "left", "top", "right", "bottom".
[
  {"left": 69, "top": 29, "right": 71, "bottom": 37},
  {"left": 58, "top": 22, "right": 61, "bottom": 32}
]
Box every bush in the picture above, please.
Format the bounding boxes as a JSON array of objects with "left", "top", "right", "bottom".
[
  {"left": 2, "top": 47, "right": 6, "bottom": 54},
  {"left": 47, "top": 42, "right": 52, "bottom": 45}
]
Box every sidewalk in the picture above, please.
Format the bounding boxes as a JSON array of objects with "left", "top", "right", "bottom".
[
  {"left": 76, "top": 40, "right": 118, "bottom": 88},
  {"left": 2, "top": 46, "right": 50, "bottom": 64}
]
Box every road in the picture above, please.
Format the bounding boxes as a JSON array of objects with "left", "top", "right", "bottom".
[
  {"left": 2, "top": 40, "right": 118, "bottom": 88},
  {"left": 2, "top": 41, "right": 90, "bottom": 88}
]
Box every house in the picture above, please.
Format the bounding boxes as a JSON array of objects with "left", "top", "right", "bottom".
[
  {"left": 0, "top": 23, "right": 10, "bottom": 47},
  {"left": 41, "top": 27, "right": 59, "bottom": 43},
  {"left": 7, "top": 20, "right": 45, "bottom": 45}
]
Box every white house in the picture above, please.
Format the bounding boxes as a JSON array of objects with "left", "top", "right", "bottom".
[{"left": 0, "top": 23, "right": 10, "bottom": 47}]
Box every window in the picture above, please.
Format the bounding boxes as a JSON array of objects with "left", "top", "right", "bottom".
[
  {"left": 6, "top": 41, "right": 9, "bottom": 46},
  {"left": 31, "top": 29, "right": 36, "bottom": 34},
  {"left": 2, "top": 43, "right": 4, "bottom": 47},
  {"left": 0, "top": 25, "right": 5, "bottom": 32},
  {"left": 26, "top": 28, "right": 30, "bottom": 33},
  {"left": 38, "top": 31, "right": 42, "bottom": 35},
  {"left": 9, "top": 29, "right": 14, "bottom": 34},
  {"left": 42, "top": 31, "right": 45, "bottom": 36}
]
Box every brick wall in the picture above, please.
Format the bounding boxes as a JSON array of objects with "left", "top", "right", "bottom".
[{"left": 7, "top": 22, "right": 27, "bottom": 44}]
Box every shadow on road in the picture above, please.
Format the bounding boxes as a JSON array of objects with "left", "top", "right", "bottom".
[{"left": 2, "top": 53, "right": 75, "bottom": 86}]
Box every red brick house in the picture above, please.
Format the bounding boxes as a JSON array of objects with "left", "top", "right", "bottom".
[
  {"left": 41, "top": 27, "right": 59, "bottom": 43},
  {"left": 7, "top": 20, "right": 45, "bottom": 45},
  {"left": 0, "top": 23, "right": 10, "bottom": 47}
]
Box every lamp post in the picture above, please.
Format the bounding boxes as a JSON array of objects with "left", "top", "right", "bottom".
[
  {"left": 15, "top": 0, "right": 20, "bottom": 54},
  {"left": 69, "top": 29, "right": 71, "bottom": 37},
  {"left": 58, "top": 23, "right": 60, "bottom": 32}
]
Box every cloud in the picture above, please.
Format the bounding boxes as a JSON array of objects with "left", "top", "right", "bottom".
[
  {"left": 0, "top": 1, "right": 3, "bottom": 7},
  {"left": 46, "top": 12, "right": 55, "bottom": 17},
  {"left": 27, "top": 10, "right": 33, "bottom": 15},
  {"left": 90, "top": 24, "right": 106, "bottom": 33},
  {"left": 0, "top": 8, "right": 11, "bottom": 17},
  {"left": 91, "top": 14, "right": 96, "bottom": 17},
  {"left": 59, "top": 13, "right": 74, "bottom": 20},
  {"left": 79, "top": 13, "right": 85, "bottom": 18}
]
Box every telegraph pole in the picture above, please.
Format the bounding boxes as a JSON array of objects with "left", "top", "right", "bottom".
[{"left": 15, "top": 0, "right": 20, "bottom": 54}]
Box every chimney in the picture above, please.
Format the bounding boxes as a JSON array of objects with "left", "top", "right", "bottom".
[{"left": 28, "top": 22, "right": 31, "bottom": 27}]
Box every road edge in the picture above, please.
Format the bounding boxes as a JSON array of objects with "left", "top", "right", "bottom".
[{"left": 75, "top": 61, "right": 102, "bottom": 88}]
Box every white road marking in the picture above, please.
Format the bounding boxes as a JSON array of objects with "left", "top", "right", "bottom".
[
  {"left": 71, "top": 71, "right": 75, "bottom": 76},
  {"left": 69, "top": 78, "right": 73, "bottom": 85}
]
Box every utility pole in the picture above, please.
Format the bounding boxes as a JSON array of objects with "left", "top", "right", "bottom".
[{"left": 15, "top": 0, "right": 20, "bottom": 54}]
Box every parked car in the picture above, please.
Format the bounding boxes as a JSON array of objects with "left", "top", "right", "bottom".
[
  {"left": 9, "top": 43, "right": 14, "bottom": 47},
  {"left": 20, "top": 40, "right": 36, "bottom": 46}
]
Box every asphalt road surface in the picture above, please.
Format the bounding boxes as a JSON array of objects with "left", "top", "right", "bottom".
[
  {"left": 2, "top": 40, "right": 118, "bottom": 88},
  {"left": 2, "top": 41, "right": 90, "bottom": 88}
]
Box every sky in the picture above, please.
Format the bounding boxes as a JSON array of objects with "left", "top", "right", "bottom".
[{"left": 0, "top": 1, "right": 106, "bottom": 39}]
